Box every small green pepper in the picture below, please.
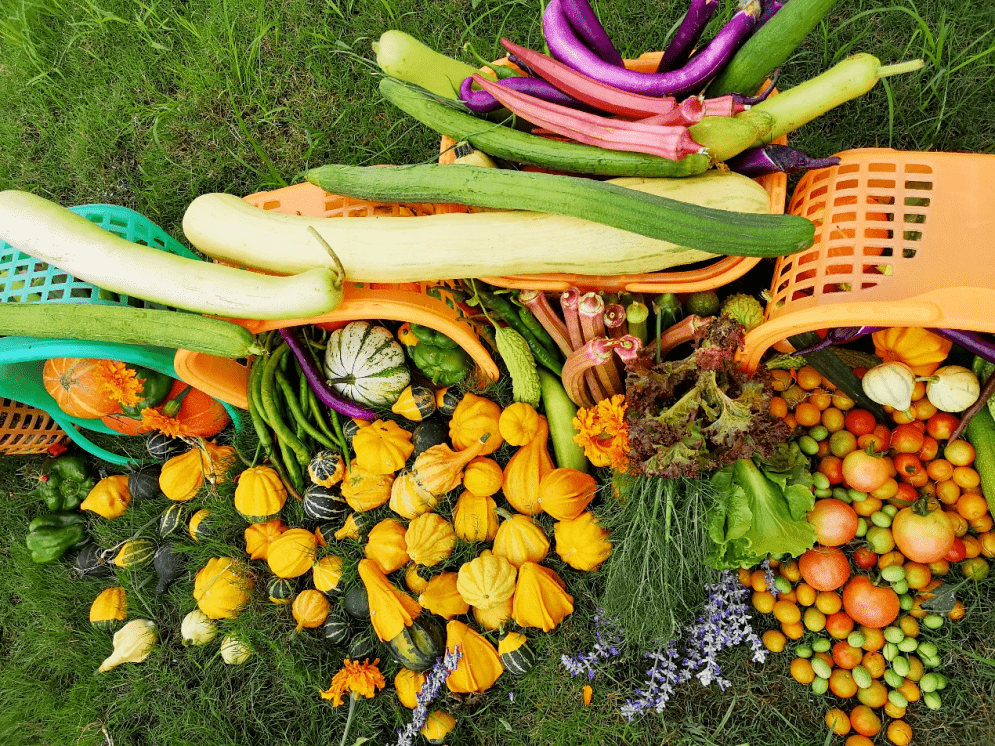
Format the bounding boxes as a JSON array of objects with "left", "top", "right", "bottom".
[
  {"left": 409, "top": 323, "right": 460, "bottom": 349},
  {"left": 34, "top": 453, "right": 96, "bottom": 512},
  {"left": 26, "top": 512, "right": 88, "bottom": 564},
  {"left": 118, "top": 365, "right": 175, "bottom": 417},
  {"left": 410, "top": 344, "right": 473, "bottom": 386}
]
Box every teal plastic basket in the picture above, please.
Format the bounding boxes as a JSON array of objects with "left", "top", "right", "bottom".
[{"left": 0, "top": 203, "right": 244, "bottom": 465}]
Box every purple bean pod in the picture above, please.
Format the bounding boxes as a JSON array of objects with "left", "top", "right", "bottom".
[
  {"left": 755, "top": 0, "right": 785, "bottom": 30},
  {"left": 730, "top": 69, "right": 780, "bottom": 105},
  {"left": 544, "top": 0, "right": 760, "bottom": 97},
  {"left": 560, "top": 0, "right": 625, "bottom": 67},
  {"left": 278, "top": 327, "right": 378, "bottom": 419},
  {"left": 655, "top": 0, "right": 720, "bottom": 72},
  {"left": 790, "top": 326, "right": 883, "bottom": 355},
  {"left": 727, "top": 144, "right": 841, "bottom": 177},
  {"left": 933, "top": 328, "right": 995, "bottom": 364},
  {"left": 459, "top": 74, "right": 589, "bottom": 113}
]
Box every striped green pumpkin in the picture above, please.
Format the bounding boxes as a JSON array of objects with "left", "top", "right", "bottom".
[
  {"left": 322, "top": 609, "right": 351, "bottom": 646},
  {"left": 498, "top": 630, "right": 535, "bottom": 675},
  {"left": 267, "top": 576, "right": 297, "bottom": 605},
  {"left": 323, "top": 321, "right": 410, "bottom": 406},
  {"left": 159, "top": 503, "right": 185, "bottom": 537},
  {"left": 384, "top": 613, "right": 446, "bottom": 672},
  {"left": 303, "top": 484, "right": 349, "bottom": 522}
]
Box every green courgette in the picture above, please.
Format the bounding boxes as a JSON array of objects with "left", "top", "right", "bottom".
[
  {"left": 305, "top": 163, "right": 815, "bottom": 259},
  {"left": 538, "top": 368, "right": 588, "bottom": 472},
  {"left": 379, "top": 76, "right": 711, "bottom": 178},
  {"left": 0, "top": 302, "right": 263, "bottom": 358},
  {"left": 966, "top": 406, "right": 995, "bottom": 515},
  {"left": 788, "top": 332, "right": 888, "bottom": 421}
]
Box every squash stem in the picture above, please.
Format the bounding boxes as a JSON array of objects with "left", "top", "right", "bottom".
[
  {"left": 876, "top": 59, "right": 925, "bottom": 78},
  {"left": 307, "top": 226, "right": 346, "bottom": 289}
]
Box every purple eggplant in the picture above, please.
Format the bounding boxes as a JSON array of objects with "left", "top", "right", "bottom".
[
  {"left": 278, "top": 327, "right": 377, "bottom": 419},
  {"left": 790, "top": 326, "right": 883, "bottom": 355},
  {"left": 756, "top": 0, "right": 785, "bottom": 30},
  {"left": 656, "top": 0, "right": 720, "bottom": 72},
  {"left": 727, "top": 144, "right": 841, "bottom": 177},
  {"left": 543, "top": 0, "right": 760, "bottom": 97},
  {"left": 561, "top": 0, "right": 625, "bottom": 67},
  {"left": 933, "top": 328, "right": 995, "bottom": 364},
  {"left": 459, "top": 74, "right": 589, "bottom": 113}
]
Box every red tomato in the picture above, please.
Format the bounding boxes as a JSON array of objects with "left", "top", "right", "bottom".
[
  {"left": 945, "top": 537, "right": 967, "bottom": 563},
  {"left": 807, "top": 499, "right": 859, "bottom": 547},
  {"left": 818, "top": 455, "right": 845, "bottom": 485},
  {"left": 889, "top": 483, "right": 919, "bottom": 509},
  {"left": 892, "top": 506, "right": 956, "bottom": 563},
  {"left": 890, "top": 424, "right": 925, "bottom": 454},
  {"left": 798, "top": 546, "right": 851, "bottom": 591},
  {"left": 853, "top": 546, "right": 878, "bottom": 570},
  {"left": 893, "top": 453, "right": 925, "bottom": 483},
  {"left": 842, "top": 575, "right": 900, "bottom": 629},
  {"left": 841, "top": 450, "right": 890, "bottom": 492},
  {"left": 917, "top": 435, "right": 940, "bottom": 462},
  {"left": 926, "top": 412, "right": 959, "bottom": 441},
  {"left": 845, "top": 409, "right": 877, "bottom": 436}
]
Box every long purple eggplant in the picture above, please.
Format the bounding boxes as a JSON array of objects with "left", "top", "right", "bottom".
[
  {"left": 656, "top": 0, "right": 720, "bottom": 72},
  {"left": 727, "top": 144, "right": 841, "bottom": 176},
  {"left": 543, "top": 0, "right": 760, "bottom": 97},
  {"left": 459, "top": 75, "right": 589, "bottom": 113},
  {"left": 756, "top": 0, "right": 785, "bottom": 30},
  {"left": 279, "top": 327, "right": 377, "bottom": 419},
  {"left": 933, "top": 328, "right": 995, "bottom": 365},
  {"left": 790, "top": 326, "right": 882, "bottom": 355},
  {"left": 561, "top": 0, "right": 625, "bottom": 67}
]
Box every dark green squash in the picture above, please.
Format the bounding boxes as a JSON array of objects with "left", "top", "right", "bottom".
[
  {"left": 302, "top": 484, "right": 349, "bottom": 522},
  {"left": 341, "top": 419, "right": 363, "bottom": 450},
  {"left": 146, "top": 432, "right": 187, "bottom": 461},
  {"left": 343, "top": 586, "right": 370, "bottom": 619},
  {"left": 127, "top": 463, "right": 163, "bottom": 502},
  {"left": 322, "top": 608, "right": 351, "bottom": 646},
  {"left": 267, "top": 576, "right": 297, "bottom": 605},
  {"left": 384, "top": 612, "right": 446, "bottom": 672},
  {"left": 73, "top": 543, "right": 112, "bottom": 579},
  {"left": 158, "top": 503, "right": 186, "bottom": 538},
  {"left": 498, "top": 630, "right": 536, "bottom": 675},
  {"left": 347, "top": 630, "right": 378, "bottom": 660},
  {"left": 410, "top": 417, "right": 449, "bottom": 461},
  {"left": 153, "top": 543, "right": 186, "bottom": 594}
]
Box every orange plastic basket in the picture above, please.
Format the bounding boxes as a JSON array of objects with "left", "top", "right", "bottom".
[
  {"left": 740, "top": 148, "right": 995, "bottom": 372},
  {"left": 0, "top": 399, "right": 67, "bottom": 455}
]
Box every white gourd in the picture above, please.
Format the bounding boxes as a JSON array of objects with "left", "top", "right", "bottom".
[
  {"left": 220, "top": 635, "right": 253, "bottom": 665},
  {"left": 323, "top": 321, "right": 411, "bottom": 406},
  {"left": 180, "top": 609, "right": 218, "bottom": 647},
  {"left": 98, "top": 619, "right": 158, "bottom": 672},
  {"left": 862, "top": 362, "right": 916, "bottom": 411},
  {"left": 925, "top": 366, "right": 980, "bottom": 412}
]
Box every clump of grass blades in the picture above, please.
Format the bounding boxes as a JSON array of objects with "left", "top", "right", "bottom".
[{"left": 596, "top": 471, "right": 720, "bottom": 651}]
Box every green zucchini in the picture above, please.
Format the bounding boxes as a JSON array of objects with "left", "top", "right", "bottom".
[
  {"left": 538, "top": 368, "right": 589, "bottom": 473},
  {"left": 373, "top": 30, "right": 481, "bottom": 100},
  {"left": 788, "top": 332, "right": 887, "bottom": 421},
  {"left": 965, "top": 406, "right": 995, "bottom": 515},
  {"left": 305, "top": 162, "right": 814, "bottom": 259},
  {"left": 705, "top": 0, "right": 840, "bottom": 97},
  {"left": 0, "top": 302, "right": 263, "bottom": 358},
  {"left": 379, "top": 76, "right": 711, "bottom": 178}
]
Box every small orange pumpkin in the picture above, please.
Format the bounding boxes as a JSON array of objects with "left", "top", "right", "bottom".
[
  {"left": 244, "top": 519, "right": 287, "bottom": 561},
  {"left": 537, "top": 468, "right": 598, "bottom": 521},
  {"left": 42, "top": 357, "right": 119, "bottom": 419},
  {"left": 502, "top": 417, "right": 554, "bottom": 515},
  {"left": 365, "top": 518, "right": 410, "bottom": 574},
  {"left": 449, "top": 393, "right": 503, "bottom": 455},
  {"left": 352, "top": 419, "right": 415, "bottom": 475},
  {"left": 462, "top": 457, "right": 503, "bottom": 497},
  {"left": 292, "top": 589, "right": 331, "bottom": 632}
]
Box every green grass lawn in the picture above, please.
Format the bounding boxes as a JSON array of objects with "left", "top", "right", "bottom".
[{"left": 2, "top": 0, "right": 995, "bottom": 744}]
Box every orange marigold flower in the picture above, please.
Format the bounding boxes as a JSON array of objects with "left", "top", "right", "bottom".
[
  {"left": 572, "top": 394, "right": 630, "bottom": 470},
  {"left": 320, "top": 658, "right": 386, "bottom": 707},
  {"left": 139, "top": 408, "right": 189, "bottom": 439},
  {"left": 94, "top": 360, "right": 143, "bottom": 407}
]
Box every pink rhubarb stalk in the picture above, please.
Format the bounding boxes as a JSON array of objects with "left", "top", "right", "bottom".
[
  {"left": 634, "top": 96, "right": 704, "bottom": 127},
  {"left": 613, "top": 334, "right": 644, "bottom": 365},
  {"left": 603, "top": 303, "right": 627, "bottom": 339},
  {"left": 561, "top": 337, "right": 619, "bottom": 407},
  {"left": 655, "top": 315, "right": 712, "bottom": 358},
  {"left": 580, "top": 292, "right": 624, "bottom": 397},
  {"left": 520, "top": 289, "right": 573, "bottom": 357},
  {"left": 701, "top": 95, "right": 750, "bottom": 117}
]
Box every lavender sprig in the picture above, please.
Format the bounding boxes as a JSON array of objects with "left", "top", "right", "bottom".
[
  {"left": 394, "top": 648, "right": 463, "bottom": 746},
  {"left": 561, "top": 610, "right": 625, "bottom": 681},
  {"left": 762, "top": 557, "right": 778, "bottom": 599}
]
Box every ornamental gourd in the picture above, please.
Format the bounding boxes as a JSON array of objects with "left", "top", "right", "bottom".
[
  {"left": 341, "top": 465, "right": 394, "bottom": 512},
  {"left": 537, "top": 468, "right": 597, "bottom": 521},
  {"left": 391, "top": 385, "right": 437, "bottom": 422},
  {"left": 323, "top": 321, "right": 411, "bottom": 406},
  {"left": 492, "top": 511, "right": 549, "bottom": 568},
  {"left": 267, "top": 576, "right": 296, "bottom": 604},
  {"left": 389, "top": 470, "right": 439, "bottom": 519},
  {"left": 449, "top": 393, "right": 503, "bottom": 455},
  {"left": 445, "top": 619, "right": 504, "bottom": 693},
  {"left": 292, "top": 589, "right": 331, "bottom": 632},
  {"left": 456, "top": 553, "right": 516, "bottom": 610},
  {"left": 412, "top": 435, "right": 490, "bottom": 496},
  {"left": 266, "top": 528, "right": 318, "bottom": 579},
  {"left": 452, "top": 491, "right": 500, "bottom": 542},
  {"left": 497, "top": 630, "right": 536, "bottom": 675},
  {"left": 462, "top": 458, "right": 503, "bottom": 497},
  {"left": 512, "top": 562, "right": 574, "bottom": 632},
  {"left": 80, "top": 475, "right": 131, "bottom": 519},
  {"left": 303, "top": 484, "right": 349, "bottom": 522},
  {"left": 244, "top": 519, "right": 287, "bottom": 560},
  {"left": 188, "top": 508, "right": 211, "bottom": 541},
  {"left": 159, "top": 448, "right": 205, "bottom": 502},
  {"left": 312, "top": 554, "right": 345, "bottom": 594},
  {"left": 90, "top": 586, "right": 128, "bottom": 630},
  {"left": 113, "top": 539, "right": 155, "bottom": 569},
  {"left": 405, "top": 563, "right": 432, "bottom": 594},
  {"left": 193, "top": 557, "right": 254, "bottom": 619},
  {"left": 473, "top": 596, "right": 513, "bottom": 631},
  {"left": 421, "top": 711, "right": 457, "bottom": 745},
  {"left": 98, "top": 619, "right": 157, "bottom": 672},
  {"left": 873, "top": 327, "right": 952, "bottom": 376},
  {"left": 554, "top": 512, "right": 613, "bottom": 571},
  {"left": 418, "top": 572, "right": 470, "bottom": 619},
  {"left": 862, "top": 361, "right": 917, "bottom": 413},
  {"left": 234, "top": 465, "right": 287, "bottom": 522},
  {"left": 502, "top": 417, "right": 554, "bottom": 515},
  {"left": 353, "top": 419, "right": 415, "bottom": 475},
  {"left": 127, "top": 464, "right": 162, "bottom": 502},
  {"left": 395, "top": 668, "right": 427, "bottom": 709},
  {"left": 498, "top": 402, "right": 542, "bottom": 446},
  {"left": 925, "top": 365, "right": 980, "bottom": 412},
  {"left": 364, "top": 518, "right": 410, "bottom": 574},
  {"left": 435, "top": 387, "right": 463, "bottom": 417},
  {"left": 220, "top": 635, "right": 253, "bottom": 665},
  {"left": 405, "top": 513, "right": 456, "bottom": 567},
  {"left": 335, "top": 512, "right": 367, "bottom": 541},
  {"left": 307, "top": 450, "right": 345, "bottom": 487},
  {"left": 42, "top": 357, "right": 119, "bottom": 419}
]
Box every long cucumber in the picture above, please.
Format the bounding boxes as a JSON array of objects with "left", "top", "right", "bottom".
[
  {"left": 0, "top": 302, "right": 262, "bottom": 358},
  {"left": 305, "top": 163, "right": 814, "bottom": 258},
  {"left": 379, "top": 76, "right": 711, "bottom": 178},
  {"left": 705, "top": 0, "right": 840, "bottom": 97},
  {"left": 966, "top": 406, "right": 995, "bottom": 515},
  {"left": 537, "top": 367, "right": 589, "bottom": 472},
  {"left": 373, "top": 30, "right": 481, "bottom": 100}
]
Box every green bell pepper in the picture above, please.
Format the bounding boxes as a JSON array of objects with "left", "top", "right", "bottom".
[
  {"left": 119, "top": 365, "right": 174, "bottom": 417},
  {"left": 407, "top": 324, "right": 472, "bottom": 385},
  {"left": 409, "top": 323, "right": 460, "bottom": 349},
  {"left": 34, "top": 453, "right": 96, "bottom": 512},
  {"left": 26, "top": 512, "right": 88, "bottom": 564}
]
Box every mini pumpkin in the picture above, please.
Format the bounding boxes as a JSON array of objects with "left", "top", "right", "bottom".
[
  {"left": 925, "top": 365, "right": 980, "bottom": 412},
  {"left": 498, "top": 630, "right": 536, "bottom": 675},
  {"left": 357, "top": 559, "right": 422, "bottom": 643},
  {"left": 449, "top": 393, "right": 503, "bottom": 455},
  {"left": 554, "top": 512, "right": 612, "bottom": 572},
  {"left": 80, "top": 475, "right": 131, "bottom": 519},
  {"left": 234, "top": 465, "right": 287, "bottom": 522},
  {"left": 412, "top": 435, "right": 490, "bottom": 496},
  {"left": 421, "top": 711, "right": 457, "bottom": 745},
  {"left": 405, "top": 563, "right": 433, "bottom": 594},
  {"left": 492, "top": 511, "right": 549, "bottom": 569},
  {"left": 391, "top": 385, "right": 437, "bottom": 422},
  {"left": 456, "top": 553, "right": 517, "bottom": 610},
  {"left": 188, "top": 508, "right": 211, "bottom": 541},
  {"left": 498, "top": 402, "right": 542, "bottom": 446},
  {"left": 341, "top": 464, "right": 394, "bottom": 512},
  {"left": 452, "top": 491, "right": 500, "bottom": 542},
  {"left": 244, "top": 519, "right": 287, "bottom": 561},
  {"left": 353, "top": 419, "right": 415, "bottom": 475},
  {"left": 462, "top": 457, "right": 503, "bottom": 497},
  {"left": 364, "top": 518, "right": 410, "bottom": 574},
  {"left": 266, "top": 528, "right": 318, "bottom": 579},
  {"left": 90, "top": 586, "right": 128, "bottom": 630},
  {"left": 193, "top": 557, "right": 254, "bottom": 620},
  {"left": 472, "top": 596, "right": 513, "bottom": 631},
  {"left": 334, "top": 512, "right": 368, "bottom": 541},
  {"left": 418, "top": 572, "right": 470, "bottom": 619},
  {"left": 537, "top": 468, "right": 598, "bottom": 521},
  {"left": 873, "top": 327, "right": 952, "bottom": 376},
  {"left": 307, "top": 449, "right": 345, "bottom": 487},
  {"left": 267, "top": 577, "right": 296, "bottom": 604},
  {"left": 502, "top": 417, "right": 554, "bottom": 515},
  {"left": 312, "top": 554, "right": 345, "bottom": 595},
  {"left": 435, "top": 387, "right": 463, "bottom": 417},
  {"left": 389, "top": 470, "right": 439, "bottom": 520},
  {"left": 513, "top": 562, "right": 574, "bottom": 632},
  {"left": 292, "top": 589, "right": 331, "bottom": 633},
  {"left": 445, "top": 619, "right": 504, "bottom": 693},
  {"left": 159, "top": 448, "right": 205, "bottom": 502},
  {"left": 405, "top": 513, "right": 456, "bottom": 567},
  {"left": 863, "top": 361, "right": 917, "bottom": 412},
  {"left": 395, "top": 668, "right": 427, "bottom": 709}
]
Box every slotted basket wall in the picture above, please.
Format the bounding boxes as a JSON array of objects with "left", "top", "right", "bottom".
[{"left": 0, "top": 399, "right": 67, "bottom": 455}]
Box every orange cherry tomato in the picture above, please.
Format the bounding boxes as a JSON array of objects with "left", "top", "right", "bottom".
[
  {"left": 891, "top": 424, "right": 925, "bottom": 454},
  {"left": 926, "top": 412, "right": 958, "bottom": 441},
  {"left": 807, "top": 499, "right": 859, "bottom": 547},
  {"left": 845, "top": 409, "right": 877, "bottom": 436},
  {"left": 842, "top": 451, "right": 890, "bottom": 492},
  {"left": 798, "top": 546, "right": 851, "bottom": 592}
]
